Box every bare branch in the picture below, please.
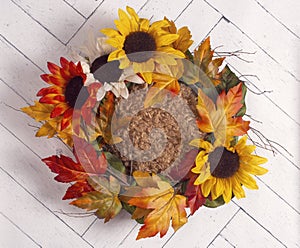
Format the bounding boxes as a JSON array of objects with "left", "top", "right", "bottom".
[
  {"left": 244, "top": 114, "right": 263, "bottom": 124},
  {"left": 249, "top": 127, "right": 293, "bottom": 157},
  {"left": 53, "top": 210, "right": 95, "bottom": 218}
]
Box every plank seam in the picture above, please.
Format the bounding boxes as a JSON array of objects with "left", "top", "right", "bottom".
[
  {"left": 255, "top": 176, "right": 300, "bottom": 215},
  {"left": 174, "top": 0, "right": 194, "bottom": 22},
  {"left": 65, "top": 0, "right": 105, "bottom": 46},
  {"left": 81, "top": 218, "right": 97, "bottom": 237},
  {"left": 62, "top": 0, "right": 87, "bottom": 20},
  {"left": 0, "top": 165, "right": 94, "bottom": 248},
  {"left": 0, "top": 78, "right": 30, "bottom": 105},
  {"left": 253, "top": 0, "right": 300, "bottom": 40},
  {"left": 10, "top": 0, "right": 66, "bottom": 46},
  {"left": 206, "top": 208, "right": 241, "bottom": 247},
  {"left": 0, "top": 212, "right": 42, "bottom": 247},
  {"left": 117, "top": 223, "right": 139, "bottom": 246},
  {"left": 218, "top": 234, "right": 236, "bottom": 248},
  {"left": 233, "top": 204, "right": 288, "bottom": 247},
  {"left": 0, "top": 34, "right": 46, "bottom": 73},
  {"left": 203, "top": 0, "right": 300, "bottom": 82}
]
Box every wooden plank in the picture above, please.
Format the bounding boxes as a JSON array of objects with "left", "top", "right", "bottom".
[
  {"left": 0, "top": 81, "right": 96, "bottom": 235},
  {"left": 0, "top": 1, "right": 68, "bottom": 72},
  {"left": 233, "top": 180, "right": 300, "bottom": 247},
  {"left": 67, "top": 0, "right": 148, "bottom": 48},
  {"left": 0, "top": 213, "right": 41, "bottom": 248},
  {"left": 64, "top": 0, "right": 101, "bottom": 18},
  {"left": 208, "top": 20, "right": 300, "bottom": 165},
  {"left": 138, "top": 0, "right": 191, "bottom": 21},
  {"left": 255, "top": 0, "right": 300, "bottom": 38},
  {"left": 0, "top": 36, "right": 46, "bottom": 103},
  {"left": 163, "top": 203, "right": 239, "bottom": 247},
  {"left": 83, "top": 210, "right": 138, "bottom": 247},
  {"left": 0, "top": 165, "right": 92, "bottom": 247},
  {"left": 11, "top": 0, "right": 85, "bottom": 44},
  {"left": 208, "top": 19, "right": 300, "bottom": 123},
  {"left": 206, "top": 0, "right": 300, "bottom": 80},
  {"left": 174, "top": 0, "right": 222, "bottom": 50},
  {"left": 208, "top": 235, "right": 234, "bottom": 248},
  {"left": 217, "top": 210, "right": 285, "bottom": 248}
]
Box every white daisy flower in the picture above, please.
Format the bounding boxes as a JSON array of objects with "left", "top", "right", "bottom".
[
  {"left": 70, "top": 31, "right": 145, "bottom": 102},
  {"left": 96, "top": 67, "right": 145, "bottom": 101}
]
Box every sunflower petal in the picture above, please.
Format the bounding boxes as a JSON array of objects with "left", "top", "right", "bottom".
[
  {"left": 201, "top": 178, "right": 214, "bottom": 197},
  {"left": 47, "top": 62, "right": 60, "bottom": 74},
  {"left": 101, "top": 28, "right": 120, "bottom": 37},
  {"left": 231, "top": 176, "right": 245, "bottom": 199},
  {"left": 50, "top": 103, "right": 69, "bottom": 118},
  {"left": 140, "top": 18, "right": 150, "bottom": 32},
  {"left": 222, "top": 179, "right": 232, "bottom": 203},
  {"left": 156, "top": 34, "right": 179, "bottom": 47},
  {"left": 236, "top": 171, "right": 258, "bottom": 190}
]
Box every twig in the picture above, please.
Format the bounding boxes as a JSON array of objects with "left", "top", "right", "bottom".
[
  {"left": 249, "top": 127, "right": 293, "bottom": 157},
  {"left": 244, "top": 114, "right": 262, "bottom": 124},
  {"left": 53, "top": 210, "right": 95, "bottom": 218},
  {"left": 1, "top": 102, "right": 23, "bottom": 112},
  {"left": 239, "top": 74, "right": 261, "bottom": 81},
  {"left": 245, "top": 85, "right": 273, "bottom": 95}
]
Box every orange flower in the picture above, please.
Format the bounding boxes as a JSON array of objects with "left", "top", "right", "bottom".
[{"left": 37, "top": 57, "right": 91, "bottom": 130}]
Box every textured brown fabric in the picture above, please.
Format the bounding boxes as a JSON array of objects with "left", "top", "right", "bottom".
[{"left": 106, "top": 83, "right": 204, "bottom": 174}]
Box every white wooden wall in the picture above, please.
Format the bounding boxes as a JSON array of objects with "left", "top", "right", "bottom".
[{"left": 0, "top": 0, "right": 299, "bottom": 247}]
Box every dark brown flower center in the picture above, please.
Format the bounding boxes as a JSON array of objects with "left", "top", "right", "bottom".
[
  {"left": 65, "top": 76, "right": 89, "bottom": 109},
  {"left": 123, "top": 31, "right": 156, "bottom": 62},
  {"left": 208, "top": 147, "right": 240, "bottom": 178},
  {"left": 91, "top": 54, "right": 123, "bottom": 82}
]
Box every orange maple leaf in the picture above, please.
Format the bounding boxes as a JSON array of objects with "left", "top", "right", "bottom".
[
  {"left": 196, "top": 82, "right": 250, "bottom": 143},
  {"left": 123, "top": 171, "right": 187, "bottom": 239},
  {"left": 193, "top": 37, "right": 225, "bottom": 86}
]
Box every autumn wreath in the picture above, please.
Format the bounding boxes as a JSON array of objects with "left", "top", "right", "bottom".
[{"left": 22, "top": 6, "right": 268, "bottom": 239}]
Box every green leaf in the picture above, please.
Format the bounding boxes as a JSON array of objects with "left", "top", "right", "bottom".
[
  {"left": 70, "top": 176, "right": 122, "bottom": 223},
  {"left": 204, "top": 195, "right": 225, "bottom": 208},
  {"left": 185, "top": 49, "right": 194, "bottom": 62},
  {"left": 220, "top": 65, "right": 240, "bottom": 92},
  {"left": 104, "top": 152, "right": 126, "bottom": 174}
]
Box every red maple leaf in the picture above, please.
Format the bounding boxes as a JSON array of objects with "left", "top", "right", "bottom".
[
  {"left": 63, "top": 180, "right": 94, "bottom": 200},
  {"left": 42, "top": 138, "right": 107, "bottom": 200},
  {"left": 185, "top": 174, "right": 206, "bottom": 215}
]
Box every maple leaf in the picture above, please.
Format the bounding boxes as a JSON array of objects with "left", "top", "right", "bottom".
[
  {"left": 21, "top": 101, "right": 54, "bottom": 121},
  {"left": 63, "top": 180, "right": 94, "bottom": 200},
  {"left": 42, "top": 139, "right": 107, "bottom": 183},
  {"left": 217, "top": 65, "right": 247, "bottom": 117},
  {"left": 22, "top": 102, "right": 75, "bottom": 147},
  {"left": 184, "top": 174, "right": 206, "bottom": 215},
  {"left": 196, "top": 82, "right": 250, "bottom": 143},
  {"left": 144, "top": 63, "right": 183, "bottom": 107},
  {"left": 144, "top": 74, "right": 180, "bottom": 107},
  {"left": 193, "top": 37, "right": 225, "bottom": 86},
  {"left": 73, "top": 136, "right": 107, "bottom": 174},
  {"left": 94, "top": 92, "right": 118, "bottom": 144},
  {"left": 123, "top": 171, "right": 187, "bottom": 239},
  {"left": 70, "top": 176, "right": 122, "bottom": 222}
]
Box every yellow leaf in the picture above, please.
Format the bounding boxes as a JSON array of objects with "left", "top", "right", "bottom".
[{"left": 21, "top": 101, "right": 54, "bottom": 122}]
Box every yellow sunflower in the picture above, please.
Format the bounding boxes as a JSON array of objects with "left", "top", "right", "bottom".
[
  {"left": 101, "top": 6, "right": 185, "bottom": 83},
  {"left": 190, "top": 136, "right": 268, "bottom": 203}
]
